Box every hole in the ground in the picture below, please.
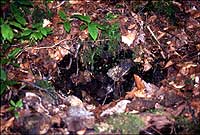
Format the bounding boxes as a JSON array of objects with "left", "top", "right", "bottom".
[{"left": 54, "top": 46, "right": 167, "bottom": 105}]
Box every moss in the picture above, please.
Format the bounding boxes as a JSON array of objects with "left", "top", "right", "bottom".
[{"left": 95, "top": 113, "right": 144, "bottom": 134}]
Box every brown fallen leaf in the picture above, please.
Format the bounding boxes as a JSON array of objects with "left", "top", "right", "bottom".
[
  {"left": 134, "top": 74, "right": 145, "bottom": 90},
  {"left": 164, "top": 60, "right": 174, "bottom": 68},
  {"left": 0, "top": 117, "right": 15, "bottom": 132},
  {"left": 121, "top": 30, "right": 137, "bottom": 46},
  {"left": 125, "top": 74, "right": 146, "bottom": 99}
]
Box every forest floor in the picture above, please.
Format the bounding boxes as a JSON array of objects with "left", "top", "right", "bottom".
[{"left": 1, "top": 0, "right": 200, "bottom": 134}]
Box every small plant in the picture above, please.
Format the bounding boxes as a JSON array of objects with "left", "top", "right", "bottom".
[
  {"left": 35, "top": 79, "right": 55, "bottom": 92},
  {"left": 9, "top": 99, "right": 23, "bottom": 118},
  {"left": 21, "top": 23, "right": 52, "bottom": 42},
  {"left": 0, "top": 47, "right": 21, "bottom": 95},
  {"left": 0, "top": 0, "right": 52, "bottom": 43},
  {"left": 0, "top": 0, "right": 33, "bottom": 43},
  {"left": 72, "top": 14, "right": 105, "bottom": 41},
  {"left": 58, "top": 10, "right": 71, "bottom": 33},
  {"left": 105, "top": 12, "right": 118, "bottom": 20}
]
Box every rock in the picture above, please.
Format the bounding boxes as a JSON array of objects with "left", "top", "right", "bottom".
[
  {"left": 100, "top": 100, "right": 131, "bottom": 117},
  {"left": 66, "top": 95, "right": 84, "bottom": 108},
  {"left": 65, "top": 106, "right": 95, "bottom": 132},
  {"left": 14, "top": 112, "right": 51, "bottom": 135}
]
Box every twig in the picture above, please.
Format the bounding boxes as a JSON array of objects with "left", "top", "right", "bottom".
[
  {"left": 52, "top": 1, "right": 66, "bottom": 9},
  {"left": 147, "top": 25, "right": 160, "bottom": 44},
  {"left": 31, "top": 39, "right": 69, "bottom": 50},
  {"left": 147, "top": 25, "right": 166, "bottom": 59}
]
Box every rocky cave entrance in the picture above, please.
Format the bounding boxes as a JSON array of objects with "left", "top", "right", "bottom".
[{"left": 54, "top": 42, "right": 167, "bottom": 105}]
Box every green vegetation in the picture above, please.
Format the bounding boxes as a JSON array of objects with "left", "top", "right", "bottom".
[
  {"left": 174, "top": 115, "right": 200, "bottom": 134},
  {"left": 82, "top": 20, "right": 121, "bottom": 71},
  {"left": 144, "top": 0, "right": 179, "bottom": 24},
  {"left": 9, "top": 99, "right": 23, "bottom": 118},
  {"left": 58, "top": 10, "right": 71, "bottom": 33},
  {"left": 95, "top": 113, "right": 144, "bottom": 134},
  {"left": 0, "top": 47, "right": 21, "bottom": 95},
  {"left": 72, "top": 14, "right": 105, "bottom": 41}
]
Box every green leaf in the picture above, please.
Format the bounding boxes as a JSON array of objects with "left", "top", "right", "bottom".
[
  {"left": 6, "top": 80, "right": 18, "bottom": 86},
  {"left": 15, "top": 14, "right": 26, "bottom": 26},
  {"left": 32, "top": 23, "right": 42, "bottom": 29},
  {"left": 40, "top": 27, "right": 47, "bottom": 36},
  {"left": 80, "top": 24, "right": 87, "bottom": 30},
  {"left": 10, "top": 100, "right": 16, "bottom": 107},
  {"left": 21, "top": 29, "right": 32, "bottom": 37},
  {"left": 0, "top": 83, "right": 7, "bottom": 95},
  {"left": 0, "top": 68, "right": 7, "bottom": 81},
  {"left": 105, "top": 12, "right": 118, "bottom": 20},
  {"left": 30, "top": 32, "right": 38, "bottom": 40},
  {"left": 0, "top": 58, "right": 9, "bottom": 65},
  {"left": 11, "top": 63, "right": 20, "bottom": 68},
  {"left": 8, "top": 48, "right": 22, "bottom": 58},
  {"left": 63, "top": 21, "right": 71, "bottom": 33},
  {"left": 10, "top": 4, "right": 22, "bottom": 16},
  {"left": 17, "top": 0, "right": 33, "bottom": 6},
  {"left": 14, "top": 112, "right": 19, "bottom": 118},
  {"left": 58, "top": 10, "right": 67, "bottom": 21},
  {"left": 93, "top": 23, "right": 106, "bottom": 30},
  {"left": 16, "top": 99, "right": 23, "bottom": 108},
  {"left": 1, "top": 24, "right": 14, "bottom": 42},
  {"left": 88, "top": 23, "right": 98, "bottom": 40},
  {"left": 35, "top": 32, "right": 43, "bottom": 40},
  {"left": 0, "top": 17, "right": 4, "bottom": 25},
  {"left": 72, "top": 14, "right": 91, "bottom": 23},
  {"left": 45, "top": 27, "right": 52, "bottom": 34},
  {"left": 9, "top": 21, "right": 24, "bottom": 29},
  {"left": 8, "top": 106, "right": 15, "bottom": 111}
]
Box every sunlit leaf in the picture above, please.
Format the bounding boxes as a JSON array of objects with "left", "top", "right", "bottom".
[
  {"left": 21, "top": 29, "right": 32, "bottom": 37},
  {"left": 63, "top": 21, "right": 71, "bottom": 33},
  {"left": 9, "top": 21, "right": 24, "bottom": 29},
  {"left": 15, "top": 14, "right": 26, "bottom": 26},
  {"left": 88, "top": 23, "right": 98, "bottom": 40},
  {"left": 10, "top": 100, "right": 16, "bottom": 107},
  {"left": 58, "top": 10, "right": 67, "bottom": 21},
  {"left": 8, "top": 48, "right": 22, "bottom": 58},
  {"left": 35, "top": 32, "right": 43, "bottom": 40},
  {"left": 14, "top": 112, "right": 19, "bottom": 118},
  {"left": 32, "top": 23, "right": 42, "bottom": 29},
  {"left": 30, "top": 32, "right": 38, "bottom": 40},
  {"left": 40, "top": 27, "right": 47, "bottom": 36},
  {"left": 16, "top": 99, "right": 23, "bottom": 108},
  {"left": 0, "top": 68, "right": 7, "bottom": 81},
  {"left": 1, "top": 24, "right": 14, "bottom": 42},
  {"left": 72, "top": 14, "right": 91, "bottom": 23},
  {"left": 8, "top": 106, "right": 15, "bottom": 111}
]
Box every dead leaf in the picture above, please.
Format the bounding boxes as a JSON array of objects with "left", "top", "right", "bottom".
[
  {"left": 143, "top": 59, "right": 152, "bottom": 72},
  {"left": 134, "top": 74, "right": 145, "bottom": 90},
  {"left": 125, "top": 74, "right": 146, "bottom": 99},
  {"left": 0, "top": 117, "right": 15, "bottom": 132},
  {"left": 0, "top": 105, "right": 10, "bottom": 116},
  {"left": 164, "top": 60, "right": 174, "bottom": 68},
  {"left": 121, "top": 30, "right": 137, "bottom": 46}
]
